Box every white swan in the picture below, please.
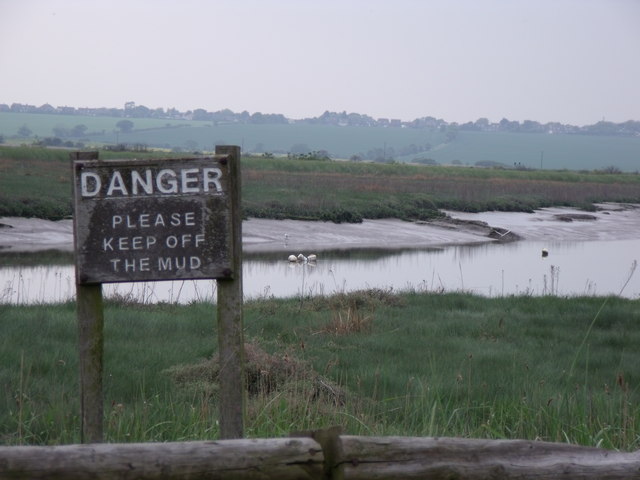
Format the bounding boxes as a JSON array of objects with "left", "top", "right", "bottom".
[{"left": 287, "top": 253, "right": 318, "bottom": 263}]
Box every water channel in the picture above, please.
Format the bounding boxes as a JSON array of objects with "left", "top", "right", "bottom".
[{"left": 2, "top": 238, "right": 639, "bottom": 304}]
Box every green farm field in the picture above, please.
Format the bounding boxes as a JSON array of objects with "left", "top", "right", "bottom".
[
  {"left": 426, "top": 130, "right": 640, "bottom": 171},
  {"left": 2, "top": 112, "right": 640, "bottom": 171},
  {"left": 0, "top": 112, "right": 210, "bottom": 139}
]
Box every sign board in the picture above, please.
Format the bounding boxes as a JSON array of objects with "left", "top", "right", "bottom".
[{"left": 72, "top": 155, "right": 234, "bottom": 284}]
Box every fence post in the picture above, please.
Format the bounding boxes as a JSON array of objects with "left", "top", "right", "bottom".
[{"left": 292, "top": 427, "right": 345, "bottom": 480}]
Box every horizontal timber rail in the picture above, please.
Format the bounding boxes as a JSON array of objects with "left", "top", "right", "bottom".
[{"left": 1, "top": 431, "right": 639, "bottom": 480}]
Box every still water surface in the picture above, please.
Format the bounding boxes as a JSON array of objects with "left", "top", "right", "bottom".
[{"left": 2, "top": 238, "right": 639, "bottom": 304}]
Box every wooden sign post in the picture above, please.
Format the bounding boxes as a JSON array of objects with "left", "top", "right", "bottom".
[
  {"left": 70, "top": 151, "right": 104, "bottom": 444},
  {"left": 214, "top": 145, "right": 245, "bottom": 439},
  {"left": 71, "top": 146, "right": 245, "bottom": 442}
]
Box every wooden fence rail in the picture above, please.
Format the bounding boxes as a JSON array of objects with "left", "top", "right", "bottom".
[{"left": 1, "top": 432, "right": 639, "bottom": 480}]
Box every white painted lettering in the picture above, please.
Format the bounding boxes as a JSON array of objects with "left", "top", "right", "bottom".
[
  {"left": 79, "top": 164, "right": 224, "bottom": 197},
  {"left": 125, "top": 236, "right": 156, "bottom": 250},
  {"left": 166, "top": 236, "right": 178, "bottom": 248},
  {"left": 110, "top": 213, "right": 198, "bottom": 229},
  {"left": 103, "top": 237, "right": 114, "bottom": 251},
  {"left": 181, "top": 168, "right": 200, "bottom": 193},
  {"left": 156, "top": 169, "right": 178, "bottom": 194},
  {"left": 131, "top": 236, "right": 143, "bottom": 250},
  {"left": 158, "top": 257, "right": 172, "bottom": 271},
  {"left": 110, "top": 257, "right": 152, "bottom": 272},
  {"left": 203, "top": 167, "right": 222, "bottom": 192},
  {"left": 155, "top": 256, "right": 202, "bottom": 271},
  {"left": 131, "top": 170, "right": 153, "bottom": 195},
  {"left": 80, "top": 172, "right": 101, "bottom": 197},
  {"left": 106, "top": 171, "right": 128, "bottom": 196},
  {"left": 163, "top": 233, "right": 199, "bottom": 248}
]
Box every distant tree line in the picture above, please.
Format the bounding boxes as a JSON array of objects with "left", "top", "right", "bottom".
[{"left": 2, "top": 101, "right": 639, "bottom": 137}]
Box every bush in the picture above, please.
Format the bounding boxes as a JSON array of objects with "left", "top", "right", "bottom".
[
  {"left": 34, "top": 137, "right": 63, "bottom": 147},
  {"left": 0, "top": 197, "right": 71, "bottom": 220},
  {"left": 319, "top": 208, "right": 362, "bottom": 223},
  {"left": 599, "top": 165, "right": 622, "bottom": 174}
]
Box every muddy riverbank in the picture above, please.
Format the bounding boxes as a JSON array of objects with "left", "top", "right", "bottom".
[{"left": 0, "top": 203, "right": 638, "bottom": 254}]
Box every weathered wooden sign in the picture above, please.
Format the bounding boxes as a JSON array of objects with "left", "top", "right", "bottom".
[
  {"left": 72, "top": 147, "right": 245, "bottom": 443},
  {"left": 72, "top": 155, "right": 234, "bottom": 284}
]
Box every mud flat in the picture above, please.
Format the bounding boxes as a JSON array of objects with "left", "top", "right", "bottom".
[
  {"left": 444, "top": 203, "right": 640, "bottom": 242},
  {"left": 1, "top": 203, "right": 638, "bottom": 253}
]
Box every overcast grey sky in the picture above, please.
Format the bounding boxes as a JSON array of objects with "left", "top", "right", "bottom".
[{"left": 1, "top": 0, "right": 638, "bottom": 126}]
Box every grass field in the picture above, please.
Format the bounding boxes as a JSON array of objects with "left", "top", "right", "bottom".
[
  {"left": 0, "top": 112, "right": 210, "bottom": 139},
  {"left": 2, "top": 111, "right": 640, "bottom": 171},
  {"left": 428, "top": 130, "right": 640, "bottom": 172},
  {"left": 2, "top": 145, "right": 640, "bottom": 221},
  {"left": 1, "top": 290, "right": 638, "bottom": 448}
]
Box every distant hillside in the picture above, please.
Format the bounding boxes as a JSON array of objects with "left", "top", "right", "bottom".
[
  {"left": 3, "top": 100, "right": 640, "bottom": 135},
  {"left": 1, "top": 111, "right": 639, "bottom": 172}
]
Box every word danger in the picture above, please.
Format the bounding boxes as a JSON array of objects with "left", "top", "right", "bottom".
[{"left": 80, "top": 167, "right": 223, "bottom": 197}]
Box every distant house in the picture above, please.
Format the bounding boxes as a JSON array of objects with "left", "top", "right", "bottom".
[
  {"left": 56, "top": 106, "right": 76, "bottom": 115},
  {"left": 37, "top": 103, "right": 56, "bottom": 114}
]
